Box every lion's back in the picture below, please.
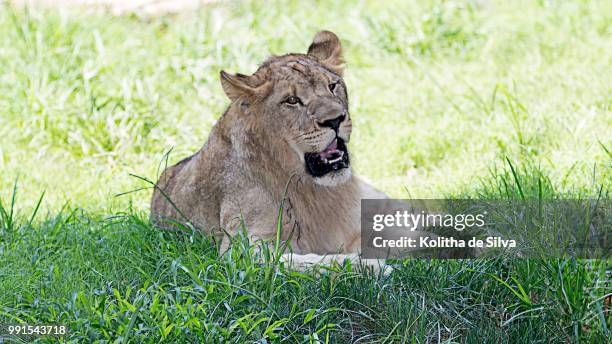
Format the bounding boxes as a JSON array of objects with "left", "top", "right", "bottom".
[{"left": 150, "top": 152, "right": 199, "bottom": 227}]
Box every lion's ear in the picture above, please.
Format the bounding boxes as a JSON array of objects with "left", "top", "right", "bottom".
[
  {"left": 307, "top": 30, "right": 344, "bottom": 75},
  {"left": 220, "top": 71, "right": 269, "bottom": 104}
]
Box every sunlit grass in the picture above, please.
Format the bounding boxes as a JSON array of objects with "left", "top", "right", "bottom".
[{"left": 0, "top": 0, "right": 610, "bottom": 211}]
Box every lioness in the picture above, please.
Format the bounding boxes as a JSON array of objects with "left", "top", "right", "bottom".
[{"left": 151, "top": 31, "right": 392, "bottom": 270}]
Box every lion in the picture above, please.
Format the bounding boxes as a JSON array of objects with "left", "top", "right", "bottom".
[{"left": 151, "top": 31, "right": 408, "bottom": 271}]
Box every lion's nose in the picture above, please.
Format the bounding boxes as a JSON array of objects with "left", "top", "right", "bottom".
[{"left": 318, "top": 115, "right": 345, "bottom": 131}]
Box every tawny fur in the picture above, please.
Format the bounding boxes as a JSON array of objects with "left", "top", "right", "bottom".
[{"left": 151, "top": 31, "right": 388, "bottom": 263}]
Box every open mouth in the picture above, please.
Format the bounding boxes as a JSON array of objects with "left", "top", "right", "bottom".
[{"left": 304, "top": 137, "right": 350, "bottom": 177}]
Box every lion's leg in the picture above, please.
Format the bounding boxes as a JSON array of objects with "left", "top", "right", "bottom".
[
  {"left": 218, "top": 234, "right": 393, "bottom": 275},
  {"left": 279, "top": 253, "right": 393, "bottom": 275},
  {"left": 218, "top": 224, "right": 393, "bottom": 275}
]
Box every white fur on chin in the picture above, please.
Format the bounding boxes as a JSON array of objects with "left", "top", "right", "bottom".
[{"left": 313, "top": 168, "right": 352, "bottom": 186}]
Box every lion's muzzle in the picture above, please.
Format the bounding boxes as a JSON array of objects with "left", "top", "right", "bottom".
[{"left": 304, "top": 137, "right": 350, "bottom": 177}]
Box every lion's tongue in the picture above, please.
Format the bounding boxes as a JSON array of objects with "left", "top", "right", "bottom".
[{"left": 319, "top": 138, "right": 339, "bottom": 159}]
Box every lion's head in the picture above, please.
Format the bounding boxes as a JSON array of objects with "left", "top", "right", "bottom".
[{"left": 219, "top": 31, "right": 352, "bottom": 186}]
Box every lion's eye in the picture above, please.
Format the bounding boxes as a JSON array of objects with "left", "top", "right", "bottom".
[
  {"left": 284, "top": 96, "right": 302, "bottom": 105},
  {"left": 329, "top": 81, "right": 338, "bottom": 92}
]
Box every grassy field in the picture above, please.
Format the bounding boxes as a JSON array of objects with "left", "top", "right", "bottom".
[{"left": 0, "top": 0, "right": 611, "bottom": 342}]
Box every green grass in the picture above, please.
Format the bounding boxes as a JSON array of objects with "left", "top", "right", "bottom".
[
  {"left": 0, "top": 0, "right": 611, "bottom": 342},
  {"left": 1, "top": 173, "right": 610, "bottom": 342}
]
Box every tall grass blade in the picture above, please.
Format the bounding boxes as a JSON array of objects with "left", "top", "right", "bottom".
[
  {"left": 506, "top": 157, "right": 525, "bottom": 200},
  {"left": 27, "top": 191, "right": 45, "bottom": 228}
]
